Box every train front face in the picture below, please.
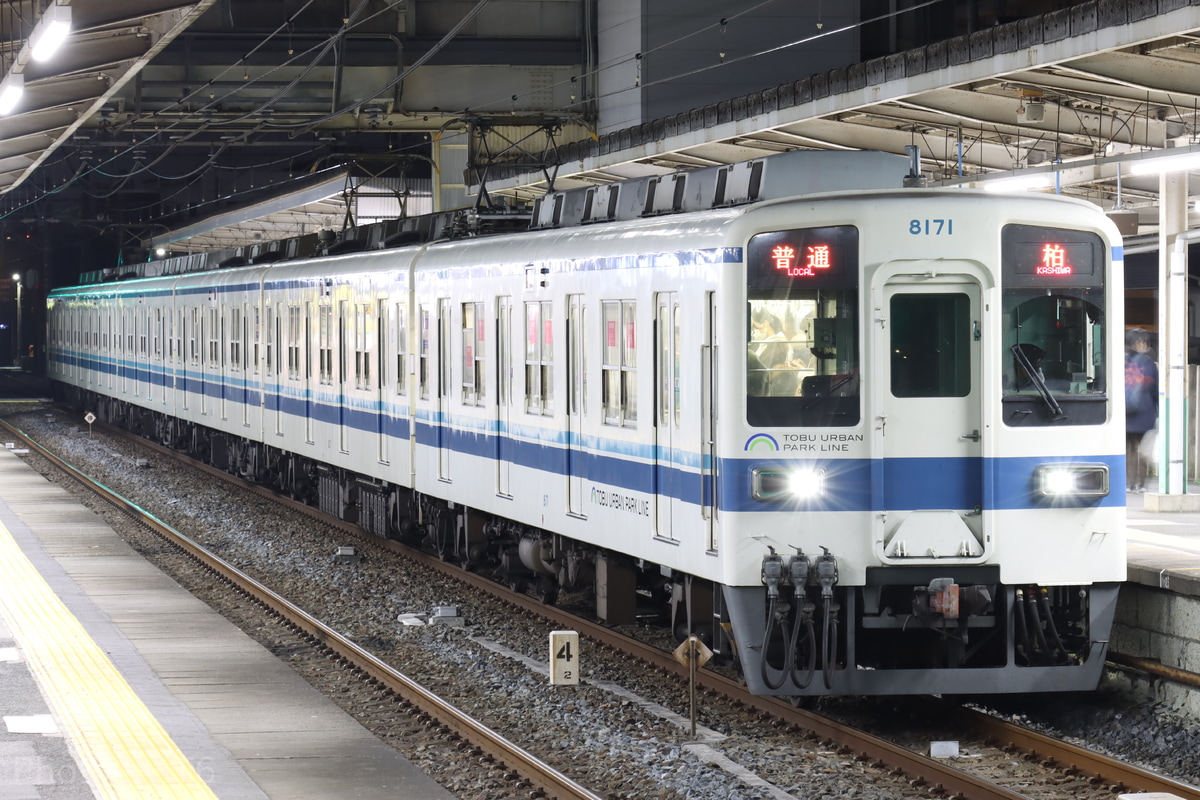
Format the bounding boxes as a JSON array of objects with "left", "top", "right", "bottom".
[{"left": 722, "top": 191, "right": 1126, "bottom": 696}]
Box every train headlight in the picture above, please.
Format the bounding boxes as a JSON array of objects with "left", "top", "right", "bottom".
[
  {"left": 1034, "top": 464, "right": 1109, "bottom": 498},
  {"left": 752, "top": 467, "right": 826, "bottom": 502}
]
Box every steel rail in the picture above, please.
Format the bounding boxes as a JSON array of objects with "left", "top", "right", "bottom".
[
  {"left": 410, "top": 548, "right": 1031, "bottom": 800},
  {"left": 42, "top": 416, "right": 1200, "bottom": 800},
  {"left": 0, "top": 419, "right": 605, "bottom": 800},
  {"left": 369, "top": 516, "right": 1200, "bottom": 800},
  {"left": 946, "top": 702, "right": 1200, "bottom": 800}
]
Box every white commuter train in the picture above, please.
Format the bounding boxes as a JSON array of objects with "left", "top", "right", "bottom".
[{"left": 47, "top": 151, "right": 1127, "bottom": 696}]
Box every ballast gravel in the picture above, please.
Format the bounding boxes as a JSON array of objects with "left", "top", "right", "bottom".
[{"left": 4, "top": 405, "right": 1200, "bottom": 800}]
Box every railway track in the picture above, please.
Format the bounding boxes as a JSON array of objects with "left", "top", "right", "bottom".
[
  {"left": 1, "top": 416, "right": 604, "bottom": 800},
  {"left": 6, "top": 410, "right": 1200, "bottom": 800}
]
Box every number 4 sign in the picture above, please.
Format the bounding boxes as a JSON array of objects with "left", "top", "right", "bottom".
[{"left": 549, "top": 630, "right": 579, "bottom": 685}]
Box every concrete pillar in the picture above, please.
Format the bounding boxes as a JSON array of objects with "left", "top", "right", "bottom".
[{"left": 1150, "top": 172, "right": 1194, "bottom": 505}]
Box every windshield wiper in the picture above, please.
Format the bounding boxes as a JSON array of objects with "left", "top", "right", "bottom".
[{"left": 1010, "top": 344, "right": 1066, "bottom": 421}]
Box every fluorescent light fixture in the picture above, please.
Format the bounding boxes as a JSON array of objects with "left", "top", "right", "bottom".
[
  {"left": 29, "top": 2, "right": 71, "bottom": 63},
  {"left": 1128, "top": 151, "right": 1200, "bottom": 176},
  {"left": 983, "top": 174, "right": 1052, "bottom": 192},
  {"left": 0, "top": 72, "right": 24, "bottom": 115}
]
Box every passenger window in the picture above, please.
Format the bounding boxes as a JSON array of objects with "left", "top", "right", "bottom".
[
  {"left": 602, "top": 300, "right": 637, "bottom": 427},
  {"left": 318, "top": 303, "right": 333, "bottom": 385},
  {"left": 355, "top": 302, "right": 372, "bottom": 390},
  {"left": 395, "top": 302, "right": 407, "bottom": 396},
  {"left": 890, "top": 293, "right": 970, "bottom": 398},
  {"left": 461, "top": 302, "right": 485, "bottom": 406},
  {"left": 524, "top": 301, "right": 553, "bottom": 415},
  {"left": 287, "top": 305, "right": 301, "bottom": 379},
  {"left": 419, "top": 306, "right": 430, "bottom": 400}
]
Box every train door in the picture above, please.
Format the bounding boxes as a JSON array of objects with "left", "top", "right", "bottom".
[
  {"left": 304, "top": 301, "right": 314, "bottom": 443},
  {"left": 221, "top": 304, "right": 231, "bottom": 420},
  {"left": 149, "top": 307, "right": 160, "bottom": 403},
  {"left": 418, "top": 303, "right": 430, "bottom": 478},
  {"left": 701, "top": 291, "right": 717, "bottom": 550},
  {"left": 874, "top": 267, "right": 985, "bottom": 559},
  {"left": 377, "top": 298, "right": 389, "bottom": 464},
  {"left": 396, "top": 298, "right": 413, "bottom": 484},
  {"left": 120, "top": 307, "right": 129, "bottom": 395},
  {"left": 177, "top": 307, "right": 187, "bottom": 411},
  {"left": 171, "top": 306, "right": 181, "bottom": 401},
  {"left": 136, "top": 308, "right": 144, "bottom": 399},
  {"left": 566, "top": 295, "right": 585, "bottom": 515},
  {"left": 271, "top": 303, "right": 284, "bottom": 436},
  {"left": 263, "top": 304, "right": 272, "bottom": 419},
  {"left": 185, "top": 307, "right": 195, "bottom": 412},
  {"left": 251, "top": 303, "right": 261, "bottom": 424},
  {"left": 319, "top": 300, "right": 334, "bottom": 434},
  {"left": 107, "top": 311, "right": 116, "bottom": 392},
  {"left": 496, "top": 297, "right": 512, "bottom": 496},
  {"left": 654, "top": 292, "right": 682, "bottom": 541},
  {"left": 338, "top": 299, "right": 349, "bottom": 453},
  {"left": 437, "top": 298, "right": 451, "bottom": 480},
  {"left": 200, "top": 307, "right": 208, "bottom": 415},
  {"left": 242, "top": 302, "right": 252, "bottom": 427}
]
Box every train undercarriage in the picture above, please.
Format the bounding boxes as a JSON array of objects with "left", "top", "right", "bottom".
[
  {"left": 60, "top": 385, "right": 1118, "bottom": 697},
  {"left": 60, "top": 387, "right": 706, "bottom": 637}
]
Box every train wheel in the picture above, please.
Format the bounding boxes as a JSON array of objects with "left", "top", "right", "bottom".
[
  {"left": 535, "top": 576, "right": 558, "bottom": 606},
  {"left": 395, "top": 517, "right": 422, "bottom": 545}
]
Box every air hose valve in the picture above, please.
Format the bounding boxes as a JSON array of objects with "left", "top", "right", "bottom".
[
  {"left": 761, "top": 546, "right": 784, "bottom": 599},
  {"left": 815, "top": 546, "right": 839, "bottom": 599},
  {"left": 788, "top": 550, "right": 810, "bottom": 597}
]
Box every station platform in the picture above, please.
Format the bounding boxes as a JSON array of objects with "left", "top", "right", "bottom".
[
  {"left": 0, "top": 446, "right": 455, "bottom": 799},
  {"left": 1125, "top": 480, "right": 1200, "bottom": 598},
  {"left": 1115, "top": 482, "right": 1200, "bottom": 716}
]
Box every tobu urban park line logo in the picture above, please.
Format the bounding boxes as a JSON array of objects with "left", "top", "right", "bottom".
[{"left": 744, "top": 434, "right": 779, "bottom": 452}]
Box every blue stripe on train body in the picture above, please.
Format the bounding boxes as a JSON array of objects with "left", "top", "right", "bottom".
[{"left": 48, "top": 344, "right": 1119, "bottom": 514}]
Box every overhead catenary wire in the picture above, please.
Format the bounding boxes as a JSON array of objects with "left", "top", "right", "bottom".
[
  {"left": 0, "top": 0, "right": 429, "bottom": 221},
  {"left": 4, "top": 0, "right": 951, "bottom": 228}
]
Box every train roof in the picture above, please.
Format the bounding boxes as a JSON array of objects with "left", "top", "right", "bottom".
[
  {"left": 69, "top": 150, "right": 912, "bottom": 287},
  {"left": 53, "top": 149, "right": 1121, "bottom": 298}
]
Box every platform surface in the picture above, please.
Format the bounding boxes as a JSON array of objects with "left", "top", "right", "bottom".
[
  {"left": 0, "top": 446, "right": 456, "bottom": 800},
  {"left": 1125, "top": 480, "right": 1200, "bottom": 599}
]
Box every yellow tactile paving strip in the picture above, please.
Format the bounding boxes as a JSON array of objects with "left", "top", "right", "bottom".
[{"left": 0, "top": 520, "right": 218, "bottom": 800}]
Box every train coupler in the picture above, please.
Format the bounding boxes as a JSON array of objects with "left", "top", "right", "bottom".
[{"left": 927, "top": 577, "right": 960, "bottom": 617}]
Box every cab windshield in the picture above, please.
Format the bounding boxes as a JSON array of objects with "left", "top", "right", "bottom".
[
  {"left": 1000, "top": 225, "right": 1107, "bottom": 426},
  {"left": 746, "top": 226, "right": 860, "bottom": 427}
]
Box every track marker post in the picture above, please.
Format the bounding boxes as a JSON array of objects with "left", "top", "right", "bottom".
[
  {"left": 673, "top": 635, "right": 713, "bottom": 738},
  {"left": 549, "top": 630, "right": 579, "bottom": 685}
]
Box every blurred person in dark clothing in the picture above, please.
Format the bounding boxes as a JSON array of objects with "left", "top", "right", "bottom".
[{"left": 1124, "top": 328, "right": 1158, "bottom": 493}]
